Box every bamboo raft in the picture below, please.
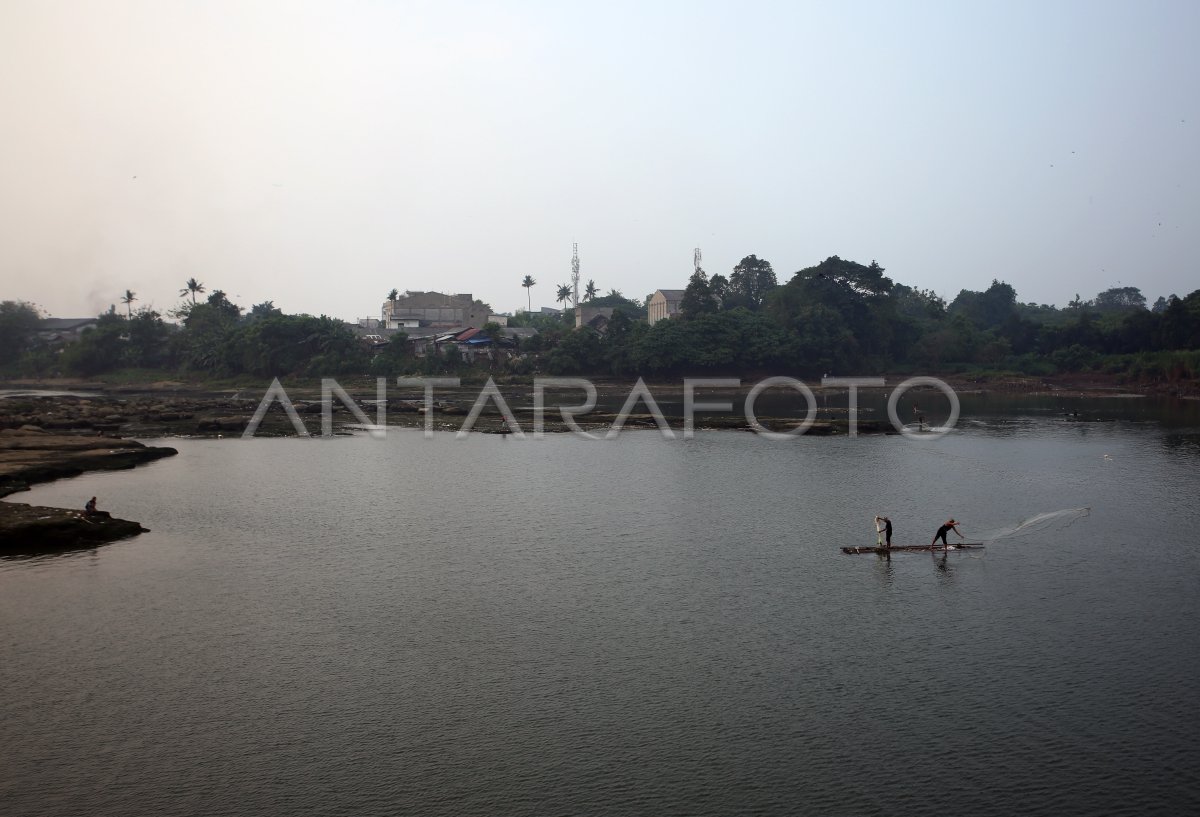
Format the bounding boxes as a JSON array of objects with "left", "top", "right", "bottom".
[{"left": 842, "top": 543, "right": 985, "bottom": 555}]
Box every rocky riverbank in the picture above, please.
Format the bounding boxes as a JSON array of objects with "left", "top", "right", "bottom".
[
  {"left": 0, "top": 427, "right": 176, "bottom": 553},
  {"left": 0, "top": 428, "right": 178, "bottom": 498},
  {"left": 0, "top": 383, "right": 899, "bottom": 437},
  {"left": 0, "top": 501, "right": 149, "bottom": 554},
  {"left": 4, "top": 369, "right": 1185, "bottom": 440}
]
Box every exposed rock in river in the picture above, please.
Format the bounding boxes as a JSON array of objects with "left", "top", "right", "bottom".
[
  {"left": 0, "top": 430, "right": 178, "bottom": 499},
  {"left": 0, "top": 502, "right": 149, "bottom": 553},
  {"left": 0, "top": 428, "right": 176, "bottom": 552}
]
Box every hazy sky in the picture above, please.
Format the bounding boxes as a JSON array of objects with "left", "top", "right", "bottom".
[{"left": 1, "top": 0, "right": 1196, "bottom": 321}]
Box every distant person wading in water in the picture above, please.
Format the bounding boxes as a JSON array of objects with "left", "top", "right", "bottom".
[{"left": 931, "top": 519, "right": 963, "bottom": 549}]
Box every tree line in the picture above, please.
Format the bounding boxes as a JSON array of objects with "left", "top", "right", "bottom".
[
  {"left": 2, "top": 259, "right": 1198, "bottom": 382},
  {"left": 521, "top": 255, "right": 1200, "bottom": 381}
]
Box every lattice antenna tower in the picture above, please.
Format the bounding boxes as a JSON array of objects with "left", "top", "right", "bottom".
[
  {"left": 693, "top": 247, "right": 702, "bottom": 275},
  {"left": 571, "top": 243, "right": 581, "bottom": 307}
]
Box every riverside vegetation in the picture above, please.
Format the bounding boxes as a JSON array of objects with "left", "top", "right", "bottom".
[{"left": 2, "top": 256, "right": 1198, "bottom": 390}]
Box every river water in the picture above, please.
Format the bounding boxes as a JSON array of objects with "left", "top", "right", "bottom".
[{"left": 2, "top": 404, "right": 1198, "bottom": 816}]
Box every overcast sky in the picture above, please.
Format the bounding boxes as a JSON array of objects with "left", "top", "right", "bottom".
[{"left": 1, "top": 0, "right": 1196, "bottom": 321}]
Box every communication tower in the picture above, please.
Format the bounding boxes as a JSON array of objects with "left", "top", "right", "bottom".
[{"left": 571, "top": 243, "right": 581, "bottom": 307}]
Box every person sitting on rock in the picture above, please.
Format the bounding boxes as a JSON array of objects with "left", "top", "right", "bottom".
[{"left": 85, "top": 497, "right": 98, "bottom": 515}]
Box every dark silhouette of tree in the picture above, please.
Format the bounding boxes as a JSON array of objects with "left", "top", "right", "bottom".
[
  {"left": 180, "top": 278, "right": 206, "bottom": 305},
  {"left": 555, "top": 284, "right": 573, "bottom": 308},
  {"left": 521, "top": 276, "right": 536, "bottom": 313},
  {"left": 709, "top": 273, "right": 729, "bottom": 307},
  {"left": 680, "top": 269, "right": 718, "bottom": 317},
  {"left": 727, "top": 255, "right": 778, "bottom": 310},
  {"left": 0, "top": 301, "right": 41, "bottom": 365},
  {"left": 949, "top": 279, "right": 1017, "bottom": 329},
  {"left": 585, "top": 279, "right": 598, "bottom": 301},
  {"left": 387, "top": 288, "right": 399, "bottom": 302},
  {"left": 120, "top": 290, "right": 137, "bottom": 319},
  {"left": 1092, "top": 286, "right": 1147, "bottom": 313},
  {"left": 247, "top": 301, "right": 282, "bottom": 322}
]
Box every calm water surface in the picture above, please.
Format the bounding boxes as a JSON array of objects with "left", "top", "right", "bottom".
[{"left": 2, "top": 409, "right": 1198, "bottom": 816}]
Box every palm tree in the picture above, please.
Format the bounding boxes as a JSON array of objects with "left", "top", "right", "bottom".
[
  {"left": 120, "top": 289, "right": 137, "bottom": 319},
  {"left": 386, "top": 288, "right": 399, "bottom": 301},
  {"left": 555, "top": 284, "right": 572, "bottom": 308},
  {"left": 521, "top": 275, "right": 536, "bottom": 313},
  {"left": 180, "top": 278, "right": 206, "bottom": 304},
  {"left": 584, "top": 279, "right": 598, "bottom": 301}
]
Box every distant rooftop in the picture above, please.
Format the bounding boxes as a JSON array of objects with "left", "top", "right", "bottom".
[{"left": 38, "top": 318, "right": 97, "bottom": 330}]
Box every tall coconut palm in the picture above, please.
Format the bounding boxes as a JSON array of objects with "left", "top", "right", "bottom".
[
  {"left": 180, "top": 278, "right": 206, "bottom": 304},
  {"left": 584, "top": 279, "right": 598, "bottom": 301},
  {"left": 120, "top": 289, "right": 137, "bottom": 319},
  {"left": 521, "top": 275, "right": 536, "bottom": 313},
  {"left": 555, "top": 284, "right": 572, "bottom": 308},
  {"left": 386, "top": 288, "right": 399, "bottom": 301}
]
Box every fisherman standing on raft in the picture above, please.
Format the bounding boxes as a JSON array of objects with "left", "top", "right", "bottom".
[
  {"left": 875, "top": 515, "right": 893, "bottom": 549},
  {"left": 931, "top": 518, "right": 963, "bottom": 549}
]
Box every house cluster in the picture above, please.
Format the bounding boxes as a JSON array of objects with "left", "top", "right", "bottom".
[
  {"left": 35, "top": 317, "right": 99, "bottom": 345},
  {"left": 32, "top": 285, "right": 690, "bottom": 363},
  {"left": 353, "top": 286, "right": 688, "bottom": 353},
  {"left": 356, "top": 291, "right": 536, "bottom": 360}
]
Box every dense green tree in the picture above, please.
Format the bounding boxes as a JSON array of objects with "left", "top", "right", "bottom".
[
  {"left": 727, "top": 255, "right": 778, "bottom": 311},
  {"left": 949, "top": 279, "right": 1017, "bottom": 329},
  {"left": 174, "top": 291, "right": 243, "bottom": 371},
  {"left": 247, "top": 301, "right": 283, "bottom": 322},
  {"left": 228, "top": 314, "right": 366, "bottom": 376},
  {"left": 545, "top": 326, "right": 604, "bottom": 374},
  {"left": 0, "top": 301, "right": 41, "bottom": 366},
  {"left": 370, "top": 331, "right": 410, "bottom": 375},
  {"left": 766, "top": 257, "right": 895, "bottom": 371},
  {"left": 1161, "top": 292, "right": 1200, "bottom": 350},
  {"left": 124, "top": 309, "right": 172, "bottom": 367},
  {"left": 680, "top": 269, "right": 718, "bottom": 317},
  {"left": 61, "top": 309, "right": 126, "bottom": 375},
  {"left": 1091, "top": 286, "right": 1147, "bottom": 314},
  {"left": 709, "top": 273, "right": 729, "bottom": 307}
]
